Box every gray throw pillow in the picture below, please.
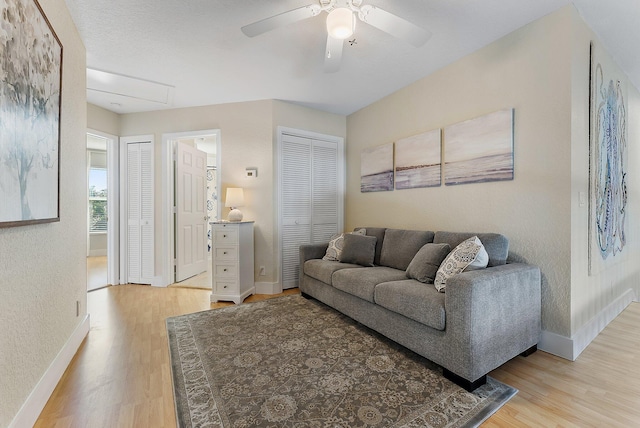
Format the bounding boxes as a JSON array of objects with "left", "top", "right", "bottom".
[
  {"left": 323, "top": 229, "right": 366, "bottom": 261},
  {"left": 405, "top": 243, "right": 451, "bottom": 284},
  {"left": 339, "top": 234, "right": 377, "bottom": 267}
]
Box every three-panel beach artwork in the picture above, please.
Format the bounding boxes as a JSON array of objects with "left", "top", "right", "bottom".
[{"left": 360, "top": 109, "right": 514, "bottom": 192}]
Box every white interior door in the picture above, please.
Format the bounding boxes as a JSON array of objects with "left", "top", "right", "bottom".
[
  {"left": 175, "top": 142, "right": 208, "bottom": 282},
  {"left": 126, "top": 141, "right": 154, "bottom": 284}
]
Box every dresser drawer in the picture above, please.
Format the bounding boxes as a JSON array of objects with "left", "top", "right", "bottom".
[
  {"left": 214, "top": 247, "right": 237, "bottom": 261},
  {"left": 214, "top": 228, "right": 238, "bottom": 244},
  {"left": 214, "top": 281, "right": 238, "bottom": 294},
  {"left": 214, "top": 263, "right": 237, "bottom": 278}
]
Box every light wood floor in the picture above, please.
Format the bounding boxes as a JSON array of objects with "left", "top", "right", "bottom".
[
  {"left": 35, "top": 286, "right": 640, "bottom": 427},
  {"left": 87, "top": 256, "right": 108, "bottom": 292}
]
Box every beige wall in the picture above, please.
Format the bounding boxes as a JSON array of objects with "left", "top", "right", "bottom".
[
  {"left": 346, "top": 5, "right": 640, "bottom": 353},
  {"left": 0, "top": 0, "right": 87, "bottom": 425},
  {"left": 117, "top": 100, "right": 346, "bottom": 284},
  {"left": 87, "top": 103, "right": 120, "bottom": 136}
]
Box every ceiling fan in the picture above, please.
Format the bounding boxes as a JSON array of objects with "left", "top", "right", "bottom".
[{"left": 241, "top": 0, "right": 432, "bottom": 73}]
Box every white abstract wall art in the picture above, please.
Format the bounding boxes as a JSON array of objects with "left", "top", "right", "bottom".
[
  {"left": 589, "top": 41, "right": 628, "bottom": 275},
  {"left": 395, "top": 129, "right": 441, "bottom": 189},
  {"left": 443, "top": 109, "right": 514, "bottom": 186},
  {"left": 0, "top": 0, "right": 62, "bottom": 227},
  {"left": 360, "top": 143, "right": 394, "bottom": 192}
]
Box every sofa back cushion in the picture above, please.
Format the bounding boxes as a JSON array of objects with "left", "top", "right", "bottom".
[
  {"left": 340, "top": 234, "right": 377, "bottom": 267},
  {"left": 433, "top": 231, "right": 509, "bottom": 266},
  {"left": 379, "top": 229, "right": 435, "bottom": 270},
  {"left": 354, "top": 227, "right": 386, "bottom": 266}
]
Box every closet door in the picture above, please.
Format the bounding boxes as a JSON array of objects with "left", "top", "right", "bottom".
[
  {"left": 280, "top": 134, "right": 312, "bottom": 290},
  {"left": 126, "top": 142, "right": 154, "bottom": 284},
  {"left": 279, "top": 130, "right": 343, "bottom": 289},
  {"left": 311, "top": 139, "right": 340, "bottom": 242}
]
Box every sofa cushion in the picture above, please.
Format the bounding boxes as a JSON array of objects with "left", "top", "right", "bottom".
[
  {"left": 304, "top": 260, "right": 362, "bottom": 285},
  {"left": 405, "top": 243, "right": 451, "bottom": 283},
  {"left": 355, "top": 227, "right": 386, "bottom": 266},
  {"left": 332, "top": 267, "right": 408, "bottom": 303},
  {"left": 340, "top": 234, "right": 377, "bottom": 267},
  {"left": 379, "top": 229, "right": 435, "bottom": 271},
  {"left": 323, "top": 229, "right": 366, "bottom": 261},
  {"left": 434, "top": 237, "right": 483, "bottom": 292},
  {"left": 374, "top": 279, "right": 446, "bottom": 331},
  {"left": 434, "top": 231, "right": 508, "bottom": 266}
]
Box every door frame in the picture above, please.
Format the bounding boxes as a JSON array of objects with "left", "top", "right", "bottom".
[
  {"left": 120, "top": 134, "right": 155, "bottom": 285},
  {"left": 87, "top": 129, "right": 120, "bottom": 286},
  {"left": 276, "top": 126, "right": 345, "bottom": 289},
  {"left": 161, "top": 129, "right": 221, "bottom": 287}
]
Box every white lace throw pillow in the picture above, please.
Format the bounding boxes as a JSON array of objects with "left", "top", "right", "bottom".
[
  {"left": 323, "top": 229, "right": 367, "bottom": 261},
  {"left": 434, "top": 236, "right": 488, "bottom": 292}
]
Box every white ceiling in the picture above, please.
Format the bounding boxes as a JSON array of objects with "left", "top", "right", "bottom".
[{"left": 63, "top": 0, "right": 640, "bottom": 116}]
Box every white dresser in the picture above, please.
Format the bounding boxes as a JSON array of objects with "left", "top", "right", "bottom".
[{"left": 210, "top": 221, "right": 255, "bottom": 304}]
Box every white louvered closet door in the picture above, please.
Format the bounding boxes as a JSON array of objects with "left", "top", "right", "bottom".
[
  {"left": 279, "top": 132, "right": 343, "bottom": 289},
  {"left": 127, "top": 142, "right": 154, "bottom": 284},
  {"left": 312, "top": 140, "right": 340, "bottom": 242}
]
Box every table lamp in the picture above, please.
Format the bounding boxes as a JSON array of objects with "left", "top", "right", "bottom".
[{"left": 225, "top": 188, "right": 244, "bottom": 222}]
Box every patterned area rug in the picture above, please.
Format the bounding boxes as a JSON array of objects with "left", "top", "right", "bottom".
[{"left": 166, "top": 295, "right": 516, "bottom": 427}]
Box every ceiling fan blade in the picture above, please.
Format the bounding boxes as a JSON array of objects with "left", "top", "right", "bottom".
[
  {"left": 241, "top": 4, "right": 321, "bottom": 37},
  {"left": 324, "top": 35, "right": 344, "bottom": 73},
  {"left": 359, "top": 5, "right": 431, "bottom": 47}
]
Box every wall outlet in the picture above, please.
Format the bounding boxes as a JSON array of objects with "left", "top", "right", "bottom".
[{"left": 259, "top": 266, "right": 266, "bottom": 276}]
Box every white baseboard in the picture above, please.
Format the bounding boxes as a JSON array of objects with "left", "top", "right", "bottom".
[
  {"left": 255, "top": 282, "right": 282, "bottom": 295},
  {"left": 571, "top": 288, "right": 636, "bottom": 359},
  {"left": 539, "top": 288, "right": 637, "bottom": 361},
  {"left": 151, "top": 275, "right": 168, "bottom": 287},
  {"left": 10, "top": 314, "right": 90, "bottom": 428},
  {"left": 539, "top": 330, "right": 574, "bottom": 360}
]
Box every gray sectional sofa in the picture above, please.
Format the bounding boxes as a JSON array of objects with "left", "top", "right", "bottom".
[{"left": 299, "top": 227, "right": 541, "bottom": 391}]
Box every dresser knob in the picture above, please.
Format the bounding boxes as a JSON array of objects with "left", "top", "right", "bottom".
[
  {"left": 223, "top": 285, "right": 227, "bottom": 289},
  {"left": 223, "top": 234, "right": 227, "bottom": 238},
  {"left": 223, "top": 268, "right": 227, "bottom": 272},
  {"left": 223, "top": 251, "right": 227, "bottom": 255}
]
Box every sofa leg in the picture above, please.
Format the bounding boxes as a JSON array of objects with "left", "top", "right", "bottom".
[
  {"left": 300, "top": 292, "right": 313, "bottom": 300},
  {"left": 443, "top": 368, "right": 486, "bottom": 392},
  {"left": 520, "top": 344, "right": 537, "bottom": 357}
]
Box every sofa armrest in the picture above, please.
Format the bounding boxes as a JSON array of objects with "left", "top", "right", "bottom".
[
  {"left": 299, "top": 243, "right": 329, "bottom": 287},
  {"left": 444, "top": 263, "right": 541, "bottom": 381}
]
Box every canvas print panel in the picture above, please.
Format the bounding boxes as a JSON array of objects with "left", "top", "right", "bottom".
[
  {"left": 361, "top": 143, "right": 394, "bottom": 192},
  {"left": 444, "top": 109, "right": 514, "bottom": 186},
  {"left": 395, "top": 129, "right": 441, "bottom": 189},
  {"left": 589, "top": 41, "right": 628, "bottom": 275},
  {"left": 0, "top": 0, "right": 62, "bottom": 226}
]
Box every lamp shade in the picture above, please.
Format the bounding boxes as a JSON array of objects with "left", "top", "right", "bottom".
[
  {"left": 326, "top": 8, "right": 354, "bottom": 40},
  {"left": 225, "top": 188, "right": 244, "bottom": 208}
]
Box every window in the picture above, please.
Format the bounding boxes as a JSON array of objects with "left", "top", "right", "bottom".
[{"left": 89, "top": 167, "right": 108, "bottom": 233}]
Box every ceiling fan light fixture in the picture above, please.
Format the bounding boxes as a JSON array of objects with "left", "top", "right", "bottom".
[{"left": 326, "top": 7, "right": 354, "bottom": 39}]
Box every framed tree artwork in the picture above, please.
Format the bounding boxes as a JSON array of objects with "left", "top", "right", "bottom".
[
  {"left": 588, "top": 41, "right": 628, "bottom": 275},
  {"left": 0, "top": 0, "right": 63, "bottom": 227}
]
